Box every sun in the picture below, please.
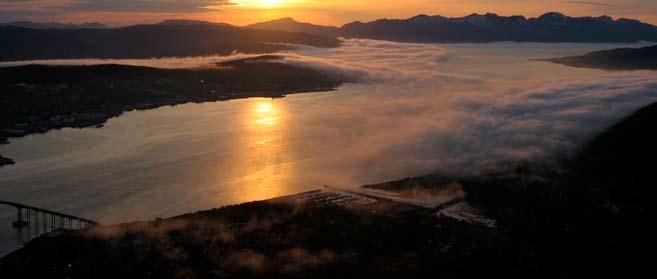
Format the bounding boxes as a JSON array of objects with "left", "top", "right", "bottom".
[{"left": 253, "top": 0, "right": 286, "bottom": 8}]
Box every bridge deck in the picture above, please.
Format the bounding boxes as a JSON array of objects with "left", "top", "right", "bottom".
[{"left": 0, "top": 200, "right": 98, "bottom": 229}]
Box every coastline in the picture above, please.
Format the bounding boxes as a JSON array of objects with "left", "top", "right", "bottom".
[
  {"left": 2, "top": 100, "right": 657, "bottom": 277},
  {"left": 0, "top": 188, "right": 502, "bottom": 278},
  {"left": 0, "top": 56, "right": 350, "bottom": 166},
  {"left": 540, "top": 44, "right": 657, "bottom": 70}
]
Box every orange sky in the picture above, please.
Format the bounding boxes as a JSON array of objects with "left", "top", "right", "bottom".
[{"left": 1, "top": 0, "right": 657, "bottom": 26}]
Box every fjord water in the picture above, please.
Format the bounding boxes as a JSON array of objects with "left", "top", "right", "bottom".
[{"left": 1, "top": 41, "right": 657, "bottom": 255}]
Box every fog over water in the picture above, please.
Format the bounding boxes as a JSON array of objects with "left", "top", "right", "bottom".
[{"left": 2, "top": 40, "right": 657, "bottom": 244}]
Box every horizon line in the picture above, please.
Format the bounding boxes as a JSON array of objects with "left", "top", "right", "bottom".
[{"left": 2, "top": 10, "right": 653, "bottom": 28}]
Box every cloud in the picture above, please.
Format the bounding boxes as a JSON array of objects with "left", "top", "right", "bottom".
[
  {"left": 63, "top": 0, "right": 237, "bottom": 13},
  {"left": 0, "top": 0, "right": 238, "bottom": 21},
  {"left": 2, "top": 39, "right": 657, "bottom": 222},
  {"left": 277, "top": 39, "right": 458, "bottom": 83},
  {"left": 266, "top": 40, "right": 657, "bottom": 177},
  {"left": 5, "top": 39, "right": 654, "bottom": 182},
  {"left": 564, "top": 1, "right": 614, "bottom": 7}
]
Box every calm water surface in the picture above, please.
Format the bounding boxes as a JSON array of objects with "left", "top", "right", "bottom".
[{"left": 2, "top": 41, "right": 657, "bottom": 254}]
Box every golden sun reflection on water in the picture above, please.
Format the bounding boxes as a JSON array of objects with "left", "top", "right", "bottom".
[
  {"left": 254, "top": 101, "right": 274, "bottom": 114},
  {"left": 253, "top": 100, "right": 278, "bottom": 126},
  {"left": 222, "top": 98, "right": 293, "bottom": 203}
]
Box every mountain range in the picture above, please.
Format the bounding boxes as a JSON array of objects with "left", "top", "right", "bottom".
[
  {"left": 0, "top": 23, "right": 340, "bottom": 62},
  {"left": 0, "top": 21, "right": 108, "bottom": 29},
  {"left": 250, "top": 12, "right": 657, "bottom": 43},
  {"left": 3, "top": 12, "right": 657, "bottom": 62},
  {"left": 7, "top": 12, "right": 657, "bottom": 44}
]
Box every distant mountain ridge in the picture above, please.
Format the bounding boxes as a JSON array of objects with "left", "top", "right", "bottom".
[
  {"left": 0, "top": 24, "right": 340, "bottom": 62},
  {"left": 0, "top": 21, "right": 107, "bottom": 29},
  {"left": 3, "top": 12, "right": 657, "bottom": 63},
  {"left": 156, "top": 19, "right": 232, "bottom": 27},
  {"left": 246, "top": 17, "right": 340, "bottom": 37},
  {"left": 250, "top": 12, "right": 657, "bottom": 43},
  {"left": 6, "top": 12, "right": 657, "bottom": 43}
]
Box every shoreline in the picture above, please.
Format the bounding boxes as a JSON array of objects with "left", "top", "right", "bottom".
[
  {"left": 0, "top": 56, "right": 350, "bottom": 166},
  {"left": 0, "top": 187, "right": 424, "bottom": 258},
  {"left": 2, "top": 101, "right": 657, "bottom": 277},
  {"left": 0, "top": 87, "right": 337, "bottom": 166},
  {"left": 1, "top": 187, "right": 497, "bottom": 278},
  {"left": 540, "top": 44, "right": 657, "bottom": 70}
]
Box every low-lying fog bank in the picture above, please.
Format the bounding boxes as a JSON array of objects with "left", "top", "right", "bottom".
[
  {"left": 4, "top": 98, "right": 656, "bottom": 278},
  {"left": 1, "top": 40, "right": 656, "bottom": 229}
]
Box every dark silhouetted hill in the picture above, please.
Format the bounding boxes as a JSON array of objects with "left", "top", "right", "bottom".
[
  {"left": 247, "top": 13, "right": 657, "bottom": 43},
  {"left": 0, "top": 21, "right": 108, "bottom": 29},
  {"left": 247, "top": 17, "right": 340, "bottom": 37},
  {"left": 544, "top": 44, "right": 657, "bottom": 70},
  {"left": 0, "top": 24, "right": 341, "bottom": 62},
  {"left": 156, "top": 19, "right": 232, "bottom": 27},
  {"left": 363, "top": 101, "right": 657, "bottom": 277},
  {"left": 337, "top": 12, "right": 657, "bottom": 42},
  {"left": 568, "top": 102, "right": 657, "bottom": 220},
  {"left": 556, "top": 102, "right": 657, "bottom": 276}
]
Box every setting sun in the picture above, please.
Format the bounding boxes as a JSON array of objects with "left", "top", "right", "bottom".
[{"left": 249, "top": 0, "right": 289, "bottom": 8}]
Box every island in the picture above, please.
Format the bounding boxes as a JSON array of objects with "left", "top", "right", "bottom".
[
  {"left": 0, "top": 55, "right": 351, "bottom": 165},
  {"left": 0, "top": 155, "right": 14, "bottom": 166},
  {"left": 542, "top": 44, "right": 657, "bottom": 70}
]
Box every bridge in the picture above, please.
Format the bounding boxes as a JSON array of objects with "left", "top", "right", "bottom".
[{"left": 0, "top": 201, "right": 98, "bottom": 235}]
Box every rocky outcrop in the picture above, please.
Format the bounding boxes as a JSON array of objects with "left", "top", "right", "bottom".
[{"left": 0, "top": 155, "right": 14, "bottom": 166}]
